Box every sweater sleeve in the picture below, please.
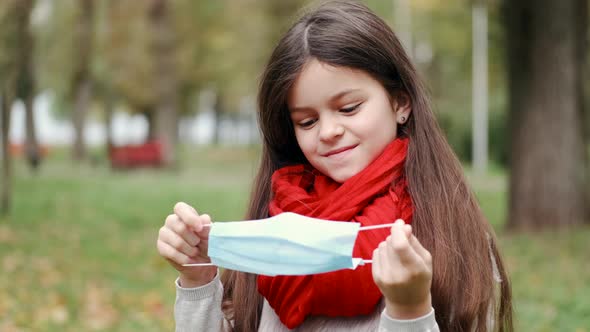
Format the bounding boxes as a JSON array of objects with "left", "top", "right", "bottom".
[
  {"left": 174, "top": 271, "right": 230, "bottom": 332},
  {"left": 379, "top": 308, "right": 440, "bottom": 332}
]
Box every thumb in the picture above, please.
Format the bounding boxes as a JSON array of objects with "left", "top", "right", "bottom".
[
  {"left": 196, "top": 213, "right": 213, "bottom": 238},
  {"left": 394, "top": 219, "right": 412, "bottom": 238}
]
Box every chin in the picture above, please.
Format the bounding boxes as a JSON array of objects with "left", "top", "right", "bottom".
[{"left": 328, "top": 171, "right": 354, "bottom": 183}]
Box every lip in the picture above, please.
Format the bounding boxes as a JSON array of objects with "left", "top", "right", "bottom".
[{"left": 322, "top": 144, "right": 358, "bottom": 157}]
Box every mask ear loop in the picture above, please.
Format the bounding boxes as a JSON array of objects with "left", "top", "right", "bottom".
[
  {"left": 358, "top": 222, "right": 397, "bottom": 231},
  {"left": 357, "top": 221, "right": 402, "bottom": 265},
  {"left": 183, "top": 221, "right": 404, "bottom": 267}
]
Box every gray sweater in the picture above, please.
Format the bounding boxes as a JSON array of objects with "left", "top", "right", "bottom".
[{"left": 174, "top": 272, "right": 440, "bottom": 332}]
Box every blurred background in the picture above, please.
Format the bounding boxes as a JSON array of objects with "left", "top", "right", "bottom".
[{"left": 0, "top": 0, "right": 588, "bottom": 331}]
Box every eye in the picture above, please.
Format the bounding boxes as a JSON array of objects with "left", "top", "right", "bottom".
[
  {"left": 297, "top": 118, "right": 317, "bottom": 128},
  {"left": 340, "top": 103, "right": 362, "bottom": 113}
]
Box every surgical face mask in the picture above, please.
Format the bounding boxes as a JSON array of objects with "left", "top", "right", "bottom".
[{"left": 183, "top": 212, "right": 395, "bottom": 276}]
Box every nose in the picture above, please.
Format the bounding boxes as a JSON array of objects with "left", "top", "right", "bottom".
[{"left": 318, "top": 116, "right": 344, "bottom": 142}]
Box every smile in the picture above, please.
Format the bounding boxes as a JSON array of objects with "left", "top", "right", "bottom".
[{"left": 322, "top": 145, "right": 358, "bottom": 157}]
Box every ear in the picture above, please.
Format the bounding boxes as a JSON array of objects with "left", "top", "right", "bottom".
[{"left": 392, "top": 91, "right": 412, "bottom": 125}]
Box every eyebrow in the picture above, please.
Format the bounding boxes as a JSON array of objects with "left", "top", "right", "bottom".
[{"left": 290, "top": 89, "right": 362, "bottom": 112}]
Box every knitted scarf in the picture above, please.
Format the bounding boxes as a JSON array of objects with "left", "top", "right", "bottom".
[{"left": 257, "top": 138, "right": 413, "bottom": 329}]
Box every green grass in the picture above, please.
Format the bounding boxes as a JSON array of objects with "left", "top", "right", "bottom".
[
  {"left": 0, "top": 146, "right": 258, "bottom": 331},
  {"left": 1, "top": 146, "right": 589, "bottom": 331},
  {"left": 466, "top": 165, "right": 590, "bottom": 331}
]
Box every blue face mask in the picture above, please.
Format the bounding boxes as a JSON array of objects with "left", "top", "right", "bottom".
[{"left": 183, "top": 212, "right": 395, "bottom": 276}]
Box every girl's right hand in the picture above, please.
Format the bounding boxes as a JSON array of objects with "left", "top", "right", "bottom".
[{"left": 157, "top": 202, "right": 217, "bottom": 287}]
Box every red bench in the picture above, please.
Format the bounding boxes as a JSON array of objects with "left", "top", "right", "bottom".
[
  {"left": 109, "top": 141, "right": 164, "bottom": 169},
  {"left": 9, "top": 143, "right": 50, "bottom": 157}
]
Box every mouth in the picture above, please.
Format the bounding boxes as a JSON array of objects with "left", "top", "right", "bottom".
[{"left": 322, "top": 144, "right": 358, "bottom": 157}]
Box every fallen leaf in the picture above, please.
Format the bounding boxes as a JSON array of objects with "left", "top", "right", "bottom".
[
  {"left": 0, "top": 224, "right": 16, "bottom": 244},
  {"left": 0, "top": 319, "right": 22, "bottom": 332},
  {"left": 2, "top": 253, "right": 21, "bottom": 273},
  {"left": 82, "top": 282, "right": 119, "bottom": 330},
  {"left": 34, "top": 292, "right": 69, "bottom": 325},
  {"left": 142, "top": 291, "right": 165, "bottom": 318}
]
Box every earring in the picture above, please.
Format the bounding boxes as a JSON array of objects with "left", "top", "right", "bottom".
[{"left": 400, "top": 116, "right": 406, "bottom": 123}]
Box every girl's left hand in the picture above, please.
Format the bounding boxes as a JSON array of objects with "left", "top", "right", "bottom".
[{"left": 371, "top": 220, "right": 433, "bottom": 320}]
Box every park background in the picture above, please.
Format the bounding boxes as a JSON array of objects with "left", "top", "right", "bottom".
[{"left": 1, "top": 0, "right": 589, "bottom": 331}]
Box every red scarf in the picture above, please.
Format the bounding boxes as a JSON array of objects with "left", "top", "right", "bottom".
[{"left": 257, "top": 138, "right": 413, "bottom": 329}]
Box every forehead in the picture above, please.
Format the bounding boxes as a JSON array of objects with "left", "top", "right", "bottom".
[{"left": 288, "top": 59, "right": 377, "bottom": 108}]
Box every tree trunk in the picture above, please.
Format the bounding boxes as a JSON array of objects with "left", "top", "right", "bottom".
[
  {"left": 142, "top": 106, "right": 156, "bottom": 141},
  {"left": 472, "top": 0, "right": 488, "bottom": 174},
  {"left": 212, "top": 91, "right": 224, "bottom": 145},
  {"left": 72, "top": 79, "right": 91, "bottom": 160},
  {"left": 505, "top": 0, "right": 589, "bottom": 229},
  {"left": 575, "top": 0, "right": 590, "bottom": 209},
  {"left": 104, "top": 90, "right": 115, "bottom": 150},
  {"left": 1, "top": 0, "right": 26, "bottom": 216},
  {"left": 71, "top": 0, "right": 94, "bottom": 161},
  {"left": 16, "top": 0, "right": 40, "bottom": 171},
  {"left": 149, "top": 0, "right": 178, "bottom": 166},
  {"left": 1, "top": 92, "right": 14, "bottom": 216},
  {"left": 24, "top": 94, "right": 39, "bottom": 170}
]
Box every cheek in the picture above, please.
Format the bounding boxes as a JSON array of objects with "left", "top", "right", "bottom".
[
  {"left": 375, "top": 109, "right": 398, "bottom": 140},
  {"left": 364, "top": 117, "right": 397, "bottom": 151},
  {"left": 387, "top": 122, "right": 398, "bottom": 140},
  {"left": 362, "top": 116, "right": 397, "bottom": 140},
  {"left": 294, "top": 130, "right": 314, "bottom": 155}
]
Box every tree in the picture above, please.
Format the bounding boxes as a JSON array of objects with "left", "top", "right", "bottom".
[
  {"left": 149, "top": 0, "right": 179, "bottom": 166},
  {"left": 99, "top": 0, "right": 156, "bottom": 134},
  {"left": 0, "top": 0, "right": 40, "bottom": 175},
  {"left": 0, "top": 0, "right": 38, "bottom": 215},
  {"left": 71, "top": 0, "right": 95, "bottom": 161},
  {"left": 471, "top": 0, "right": 489, "bottom": 175},
  {"left": 0, "top": 90, "right": 14, "bottom": 216},
  {"left": 15, "top": 0, "right": 41, "bottom": 171},
  {"left": 504, "top": 0, "right": 589, "bottom": 229}
]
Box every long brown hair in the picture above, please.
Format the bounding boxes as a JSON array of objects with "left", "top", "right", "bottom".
[{"left": 221, "top": 1, "right": 513, "bottom": 331}]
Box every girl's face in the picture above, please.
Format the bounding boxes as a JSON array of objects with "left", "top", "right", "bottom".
[{"left": 288, "top": 59, "right": 411, "bottom": 183}]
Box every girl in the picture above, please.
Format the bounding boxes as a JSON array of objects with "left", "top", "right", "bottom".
[{"left": 157, "top": 1, "right": 513, "bottom": 331}]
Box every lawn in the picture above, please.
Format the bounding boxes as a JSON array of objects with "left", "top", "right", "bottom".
[{"left": 0, "top": 146, "right": 588, "bottom": 331}]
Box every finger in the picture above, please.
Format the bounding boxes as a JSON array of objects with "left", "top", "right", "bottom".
[
  {"left": 392, "top": 219, "right": 412, "bottom": 238},
  {"left": 373, "top": 241, "right": 401, "bottom": 286},
  {"left": 173, "top": 202, "right": 202, "bottom": 230},
  {"left": 159, "top": 226, "right": 198, "bottom": 257},
  {"left": 372, "top": 241, "right": 387, "bottom": 284},
  {"left": 408, "top": 234, "right": 432, "bottom": 267},
  {"left": 193, "top": 245, "right": 210, "bottom": 260},
  {"left": 398, "top": 223, "right": 430, "bottom": 266},
  {"left": 195, "top": 213, "right": 212, "bottom": 238},
  {"left": 165, "top": 214, "right": 200, "bottom": 246},
  {"left": 403, "top": 224, "right": 412, "bottom": 237},
  {"left": 388, "top": 224, "right": 421, "bottom": 266},
  {"left": 157, "top": 239, "right": 195, "bottom": 265},
  {"left": 382, "top": 235, "right": 403, "bottom": 271},
  {"left": 381, "top": 237, "right": 407, "bottom": 282}
]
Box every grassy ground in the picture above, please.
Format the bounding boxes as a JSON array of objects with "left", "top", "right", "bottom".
[
  {"left": 0, "top": 146, "right": 589, "bottom": 331},
  {"left": 468, "top": 166, "right": 590, "bottom": 331}
]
